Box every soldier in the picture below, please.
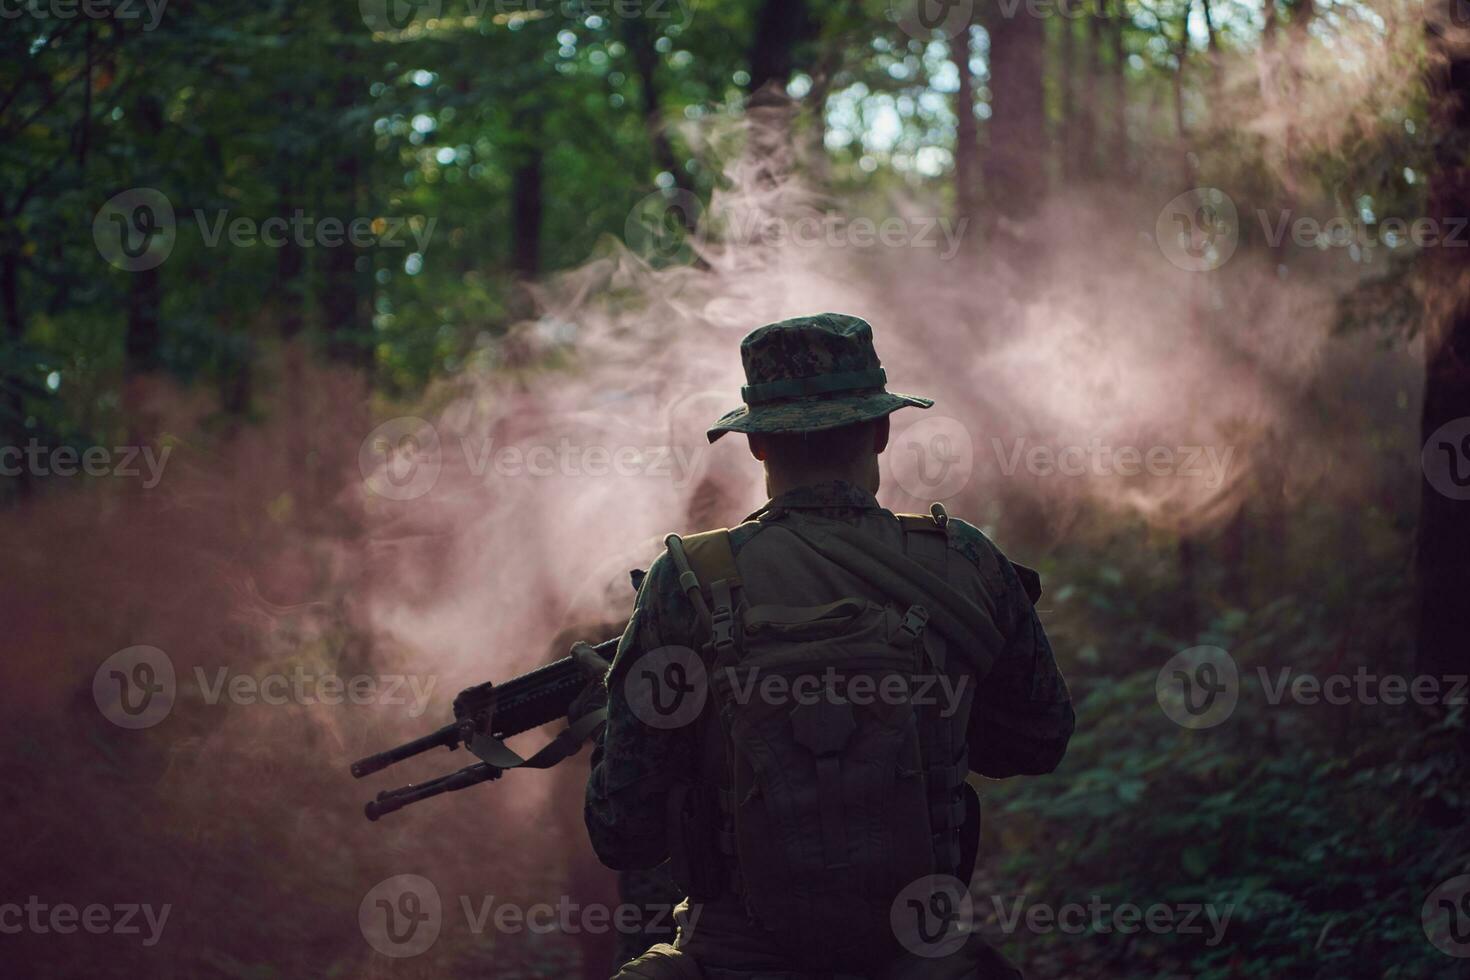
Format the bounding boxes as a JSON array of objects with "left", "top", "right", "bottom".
[{"left": 568, "top": 314, "right": 1074, "bottom": 979}]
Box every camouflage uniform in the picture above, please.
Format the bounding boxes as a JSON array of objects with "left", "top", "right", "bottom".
[{"left": 579, "top": 315, "right": 1074, "bottom": 979}]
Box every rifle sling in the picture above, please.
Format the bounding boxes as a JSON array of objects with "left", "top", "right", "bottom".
[{"left": 468, "top": 706, "right": 608, "bottom": 771}]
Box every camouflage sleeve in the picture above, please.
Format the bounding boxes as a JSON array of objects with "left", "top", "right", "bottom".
[
  {"left": 948, "top": 521, "right": 1075, "bottom": 778},
  {"left": 584, "top": 552, "right": 702, "bottom": 871}
]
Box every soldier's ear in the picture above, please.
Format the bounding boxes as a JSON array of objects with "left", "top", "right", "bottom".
[
  {"left": 872, "top": 416, "right": 891, "bottom": 454},
  {"left": 747, "top": 433, "right": 770, "bottom": 462}
]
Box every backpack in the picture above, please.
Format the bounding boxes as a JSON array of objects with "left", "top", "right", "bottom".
[{"left": 662, "top": 512, "right": 999, "bottom": 969}]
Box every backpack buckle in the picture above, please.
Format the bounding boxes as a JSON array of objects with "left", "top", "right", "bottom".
[
  {"left": 710, "top": 579, "right": 737, "bottom": 654},
  {"left": 899, "top": 604, "right": 929, "bottom": 639},
  {"left": 711, "top": 604, "right": 736, "bottom": 652}
]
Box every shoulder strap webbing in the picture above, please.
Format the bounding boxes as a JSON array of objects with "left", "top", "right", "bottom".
[
  {"left": 896, "top": 513, "right": 949, "bottom": 578},
  {"left": 665, "top": 529, "right": 741, "bottom": 659},
  {"left": 662, "top": 531, "right": 742, "bottom": 899},
  {"left": 678, "top": 529, "right": 741, "bottom": 589}
]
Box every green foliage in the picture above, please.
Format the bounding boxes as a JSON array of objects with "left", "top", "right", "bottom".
[{"left": 982, "top": 509, "right": 1470, "bottom": 978}]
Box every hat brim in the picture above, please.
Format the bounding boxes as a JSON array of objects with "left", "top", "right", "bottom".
[{"left": 706, "top": 391, "right": 934, "bottom": 443}]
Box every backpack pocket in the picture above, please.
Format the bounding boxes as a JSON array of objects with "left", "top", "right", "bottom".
[{"left": 708, "top": 600, "right": 937, "bottom": 969}]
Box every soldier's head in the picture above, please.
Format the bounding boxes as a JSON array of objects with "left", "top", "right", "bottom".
[
  {"left": 746, "top": 419, "right": 890, "bottom": 497},
  {"left": 706, "top": 313, "right": 932, "bottom": 497}
]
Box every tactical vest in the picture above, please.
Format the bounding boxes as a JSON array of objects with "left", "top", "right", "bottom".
[{"left": 662, "top": 506, "right": 999, "bottom": 972}]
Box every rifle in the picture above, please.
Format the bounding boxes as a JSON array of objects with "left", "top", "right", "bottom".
[{"left": 350, "top": 570, "right": 643, "bottom": 822}]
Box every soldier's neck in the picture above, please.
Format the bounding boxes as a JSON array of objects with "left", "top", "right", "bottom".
[{"left": 764, "top": 458, "right": 880, "bottom": 499}]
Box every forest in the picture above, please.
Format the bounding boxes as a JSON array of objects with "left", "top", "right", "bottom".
[{"left": 2, "top": 0, "right": 1469, "bottom": 977}]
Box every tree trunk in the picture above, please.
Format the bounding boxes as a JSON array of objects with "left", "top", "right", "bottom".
[
  {"left": 1059, "top": 5, "right": 1076, "bottom": 180},
  {"left": 317, "top": 5, "right": 374, "bottom": 373},
  {"left": 0, "top": 243, "right": 28, "bottom": 499},
  {"left": 1200, "top": 0, "right": 1220, "bottom": 58},
  {"left": 511, "top": 133, "right": 544, "bottom": 279},
  {"left": 952, "top": 17, "right": 979, "bottom": 227},
  {"left": 1107, "top": 0, "right": 1128, "bottom": 176},
  {"left": 746, "top": 0, "right": 815, "bottom": 95},
  {"left": 1414, "top": 0, "right": 1470, "bottom": 684},
  {"left": 322, "top": 146, "right": 370, "bottom": 371},
  {"left": 1077, "top": 2, "right": 1101, "bottom": 179},
  {"left": 1172, "top": 3, "right": 1192, "bottom": 183},
  {"left": 124, "top": 94, "right": 164, "bottom": 384},
  {"left": 1279, "top": 0, "right": 1316, "bottom": 193},
  {"left": 625, "top": 17, "right": 695, "bottom": 197},
  {"left": 983, "top": 1, "right": 1047, "bottom": 221},
  {"left": 1, "top": 247, "right": 20, "bottom": 344},
  {"left": 124, "top": 265, "right": 162, "bottom": 376}
]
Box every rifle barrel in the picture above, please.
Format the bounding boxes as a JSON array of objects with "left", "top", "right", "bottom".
[
  {"left": 350, "top": 722, "right": 461, "bottom": 779},
  {"left": 364, "top": 762, "right": 502, "bottom": 821}
]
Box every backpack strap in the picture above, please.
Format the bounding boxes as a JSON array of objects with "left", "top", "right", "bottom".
[
  {"left": 662, "top": 529, "right": 743, "bottom": 901},
  {"left": 896, "top": 503, "right": 950, "bottom": 580},
  {"left": 892, "top": 503, "right": 974, "bottom": 876},
  {"left": 665, "top": 529, "right": 742, "bottom": 661}
]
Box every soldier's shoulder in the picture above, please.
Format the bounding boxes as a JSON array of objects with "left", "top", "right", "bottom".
[
  {"left": 943, "top": 516, "right": 1008, "bottom": 567},
  {"left": 892, "top": 510, "right": 1006, "bottom": 567},
  {"left": 641, "top": 520, "right": 763, "bottom": 591},
  {"left": 674, "top": 519, "right": 766, "bottom": 556},
  {"left": 934, "top": 515, "right": 1014, "bottom": 600},
  {"left": 727, "top": 519, "right": 765, "bottom": 552},
  {"left": 942, "top": 517, "right": 1044, "bottom": 607}
]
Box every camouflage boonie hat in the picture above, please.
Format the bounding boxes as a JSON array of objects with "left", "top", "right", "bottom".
[{"left": 706, "top": 313, "right": 933, "bottom": 443}]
